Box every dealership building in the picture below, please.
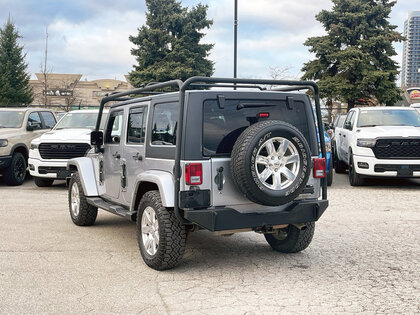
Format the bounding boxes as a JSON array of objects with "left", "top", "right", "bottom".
[{"left": 29, "top": 73, "right": 133, "bottom": 110}]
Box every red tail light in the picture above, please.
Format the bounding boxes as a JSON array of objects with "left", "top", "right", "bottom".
[
  {"left": 185, "top": 163, "right": 203, "bottom": 185},
  {"left": 313, "top": 158, "right": 326, "bottom": 178}
]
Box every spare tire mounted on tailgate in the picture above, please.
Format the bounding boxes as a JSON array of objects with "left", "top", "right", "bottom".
[{"left": 231, "top": 120, "right": 311, "bottom": 206}]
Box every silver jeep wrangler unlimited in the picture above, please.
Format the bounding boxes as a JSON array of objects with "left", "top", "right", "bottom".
[{"left": 67, "top": 77, "right": 328, "bottom": 270}]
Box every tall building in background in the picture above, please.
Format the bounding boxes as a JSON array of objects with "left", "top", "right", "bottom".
[{"left": 401, "top": 11, "right": 420, "bottom": 88}]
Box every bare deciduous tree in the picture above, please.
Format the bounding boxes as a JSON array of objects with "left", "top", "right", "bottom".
[
  {"left": 60, "top": 77, "right": 81, "bottom": 112},
  {"left": 267, "top": 66, "right": 292, "bottom": 89},
  {"left": 39, "top": 26, "right": 52, "bottom": 106}
]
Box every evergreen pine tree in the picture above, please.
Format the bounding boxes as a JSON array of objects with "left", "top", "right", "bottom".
[
  {"left": 0, "top": 17, "right": 33, "bottom": 106},
  {"left": 129, "top": 0, "right": 214, "bottom": 86},
  {"left": 301, "top": 0, "right": 404, "bottom": 108}
]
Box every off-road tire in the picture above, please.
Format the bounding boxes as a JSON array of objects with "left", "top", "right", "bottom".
[
  {"left": 34, "top": 177, "right": 54, "bottom": 187},
  {"left": 3, "top": 152, "right": 26, "bottom": 186},
  {"left": 333, "top": 145, "right": 347, "bottom": 174},
  {"left": 68, "top": 172, "right": 97, "bottom": 226},
  {"left": 231, "top": 120, "right": 311, "bottom": 206},
  {"left": 265, "top": 222, "right": 315, "bottom": 253},
  {"left": 349, "top": 154, "right": 365, "bottom": 186},
  {"left": 137, "top": 191, "right": 186, "bottom": 270}
]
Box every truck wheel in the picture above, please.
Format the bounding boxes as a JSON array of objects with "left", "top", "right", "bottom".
[
  {"left": 34, "top": 177, "right": 54, "bottom": 187},
  {"left": 349, "top": 155, "right": 364, "bottom": 186},
  {"left": 265, "top": 222, "right": 315, "bottom": 253},
  {"left": 333, "top": 146, "right": 346, "bottom": 174},
  {"left": 327, "top": 158, "right": 333, "bottom": 186},
  {"left": 3, "top": 152, "right": 26, "bottom": 186},
  {"left": 231, "top": 120, "right": 311, "bottom": 206},
  {"left": 68, "top": 172, "right": 97, "bottom": 226},
  {"left": 137, "top": 191, "right": 186, "bottom": 270}
]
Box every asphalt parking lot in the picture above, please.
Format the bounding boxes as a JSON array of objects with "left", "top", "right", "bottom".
[{"left": 0, "top": 174, "right": 419, "bottom": 314}]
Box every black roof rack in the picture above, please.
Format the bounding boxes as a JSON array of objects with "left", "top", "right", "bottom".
[{"left": 94, "top": 76, "right": 326, "bottom": 223}]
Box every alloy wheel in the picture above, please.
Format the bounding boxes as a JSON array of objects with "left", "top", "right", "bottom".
[
  {"left": 141, "top": 206, "right": 160, "bottom": 256},
  {"left": 255, "top": 137, "right": 300, "bottom": 190}
]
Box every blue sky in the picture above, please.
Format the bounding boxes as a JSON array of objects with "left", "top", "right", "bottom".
[{"left": 0, "top": 0, "right": 415, "bottom": 83}]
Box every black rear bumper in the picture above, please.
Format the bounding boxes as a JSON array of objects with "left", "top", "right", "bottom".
[{"left": 184, "top": 200, "right": 328, "bottom": 232}]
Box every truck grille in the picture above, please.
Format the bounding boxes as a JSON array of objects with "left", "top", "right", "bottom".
[
  {"left": 38, "top": 143, "right": 91, "bottom": 159},
  {"left": 373, "top": 138, "right": 420, "bottom": 159}
]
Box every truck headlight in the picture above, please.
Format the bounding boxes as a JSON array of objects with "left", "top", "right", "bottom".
[
  {"left": 357, "top": 139, "right": 376, "bottom": 148},
  {"left": 30, "top": 143, "right": 39, "bottom": 150},
  {"left": 0, "top": 139, "right": 8, "bottom": 147}
]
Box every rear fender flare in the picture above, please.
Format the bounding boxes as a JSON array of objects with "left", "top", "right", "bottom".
[{"left": 131, "top": 170, "right": 175, "bottom": 209}]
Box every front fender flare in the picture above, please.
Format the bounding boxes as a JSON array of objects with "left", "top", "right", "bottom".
[
  {"left": 67, "top": 157, "right": 98, "bottom": 196},
  {"left": 132, "top": 170, "right": 175, "bottom": 208}
]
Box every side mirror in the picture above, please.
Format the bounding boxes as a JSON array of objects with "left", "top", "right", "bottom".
[
  {"left": 91, "top": 131, "right": 104, "bottom": 146},
  {"left": 27, "top": 121, "right": 41, "bottom": 131},
  {"left": 344, "top": 121, "right": 352, "bottom": 130}
]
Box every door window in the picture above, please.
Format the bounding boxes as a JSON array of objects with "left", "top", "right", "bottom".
[
  {"left": 40, "top": 111, "right": 56, "bottom": 129},
  {"left": 127, "top": 107, "right": 146, "bottom": 144},
  {"left": 344, "top": 111, "right": 354, "bottom": 129},
  {"left": 105, "top": 111, "right": 123, "bottom": 144},
  {"left": 27, "top": 112, "right": 42, "bottom": 130},
  {"left": 349, "top": 111, "right": 356, "bottom": 129}
]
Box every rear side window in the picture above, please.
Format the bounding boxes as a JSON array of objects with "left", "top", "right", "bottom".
[
  {"left": 40, "top": 111, "right": 56, "bottom": 129},
  {"left": 127, "top": 107, "right": 146, "bottom": 144},
  {"left": 151, "top": 102, "right": 178, "bottom": 145},
  {"left": 203, "top": 99, "right": 311, "bottom": 156}
]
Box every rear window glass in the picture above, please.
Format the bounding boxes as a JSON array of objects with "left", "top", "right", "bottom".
[{"left": 203, "top": 99, "right": 311, "bottom": 156}]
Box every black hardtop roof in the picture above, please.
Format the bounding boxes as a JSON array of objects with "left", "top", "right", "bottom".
[{"left": 110, "top": 89, "right": 311, "bottom": 109}]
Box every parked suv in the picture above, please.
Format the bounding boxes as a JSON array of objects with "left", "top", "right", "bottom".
[
  {"left": 67, "top": 77, "right": 328, "bottom": 270},
  {"left": 29, "top": 109, "right": 109, "bottom": 187},
  {"left": 334, "top": 107, "right": 420, "bottom": 185},
  {"left": 0, "top": 108, "right": 56, "bottom": 185}
]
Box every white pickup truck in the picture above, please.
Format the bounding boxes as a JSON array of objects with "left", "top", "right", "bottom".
[
  {"left": 29, "top": 109, "right": 108, "bottom": 187},
  {"left": 334, "top": 107, "right": 420, "bottom": 186}
]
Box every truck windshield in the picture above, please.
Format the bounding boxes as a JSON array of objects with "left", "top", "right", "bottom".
[
  {"left": 357, "top": 109, "right": 420, "bottom": 127},
  {"left": 54, "top": 112, "right": 107, "bottom": 130},
  {"left": 0, "top": 111, "right": 25, "bottom": 128},
  {"left": 203, "top": 99, "right": 313, "bottom": 156}
]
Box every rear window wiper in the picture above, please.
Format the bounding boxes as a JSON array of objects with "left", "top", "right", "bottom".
[{"left": 237, "top": 103, "right": 276, "bottom": 110}]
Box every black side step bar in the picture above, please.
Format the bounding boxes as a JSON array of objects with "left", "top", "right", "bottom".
[{"left": 86, "top": 197, "right": 136, "bottom": 218}]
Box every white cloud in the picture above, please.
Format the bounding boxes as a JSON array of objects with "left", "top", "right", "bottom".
[
  {"left": 30, "top": 10, "right": 144, "bottom": 80},
  {"left": 11, "top": 0, "right": 410, "bottom": 84}
]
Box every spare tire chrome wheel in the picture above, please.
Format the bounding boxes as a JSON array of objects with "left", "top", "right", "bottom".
[
  {"left": 255, "top": 137, "right": 300, "bottom": 190},
  {"left": 231, "top": 120, "right": 311, "bottom": 206}
]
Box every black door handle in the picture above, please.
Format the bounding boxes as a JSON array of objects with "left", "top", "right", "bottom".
[{"left": 112, "top": 152, "right": 120, "bottom": 159}]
